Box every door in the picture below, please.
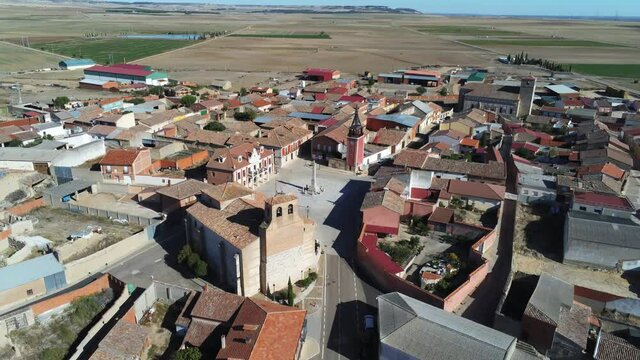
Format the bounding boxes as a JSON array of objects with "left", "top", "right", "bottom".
[{"left": 124, "top": 176, "right": 132, "bottom": 184}]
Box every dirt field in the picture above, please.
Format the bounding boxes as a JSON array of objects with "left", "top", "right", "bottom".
[
  {"left": 0, "top": 2, "right": 638, "bottom": 98},
  {"left": 25, "top": 207, "right": 144, "bottom": 261},
  {"left": 513, "top": 203, "right": 637, "bottom": 298}
]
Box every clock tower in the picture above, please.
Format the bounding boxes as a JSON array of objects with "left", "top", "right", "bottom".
[{"left": 346, "top": 108, "right": 365, "bottom": 172}]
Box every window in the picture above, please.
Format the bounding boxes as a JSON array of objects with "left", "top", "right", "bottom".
[
  {"left": 288, "top": 204, "right": 294, "bottom": 214},
  {"left": 533, "top": 191, "right": 539, "bottom": 197},
  {"left": 26, "top": 289, "right": 33, "bottom": 296},
  {"left": 276, "top": 207, "right": 282, "bottom": 217},
  {"left": 595, "top": 209, "right": 603, "bottom": 214},
  {"left": 106, "top": 165, "right": 112, "bottom": 173},
  {"left": 123, "top": 166, "right": 129, "bottom": 174},
  {"left": 579, "top": 206, "right": 587, "bottom": 211}
]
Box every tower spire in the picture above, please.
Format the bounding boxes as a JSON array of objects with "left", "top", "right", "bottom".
[{"left": 348, "top": 105, "right": 363, "bottom": 138}]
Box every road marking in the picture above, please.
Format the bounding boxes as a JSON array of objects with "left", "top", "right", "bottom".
[
  {"left": 337, "top": 257, "right": 341, "bottom": 360},
  {"left": 321, "top": 253, "right": 327, "bottom": 360},
  {"left": 131, "top": 270, "right": 140, "bottom": 275},
  {"left": 154, "top": 258, "right": 162, "bottom": 263}
]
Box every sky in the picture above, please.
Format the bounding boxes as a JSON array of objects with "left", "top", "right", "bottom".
[{"left": 160, "top": 0, "right": 640, "bottom": 17}]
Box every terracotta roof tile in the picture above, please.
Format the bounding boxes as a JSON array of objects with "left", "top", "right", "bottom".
[
  {"left": 429, "top": 207, "right": 454, "bottom": 224},
  {"left": 265, "top": 193, "right": 297, "bottom": 206},
  {"left": 372, "top": 128, "right": 407, "bottom": 146},
  {"left": 99, "top": 148, "right": 145, "bottom": 166},
  {"left": 186, "top": 202, "right": 259, "bottom": 249},
  {"left": 156, "top": 179, "right": 215, "bottom": 200},
  {"left": 202, "top": 182, "right": 254, "bottom": 203},
  {"left": 446, "top": 179, "right": 505, "bottom": 201}
]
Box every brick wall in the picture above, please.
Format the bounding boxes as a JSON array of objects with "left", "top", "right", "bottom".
[
  {"left": 8, "top": 197, "right": 45, "bottom": 216},
  {"left": 31, "top": 274, "right": 123, "bottom": 315}
]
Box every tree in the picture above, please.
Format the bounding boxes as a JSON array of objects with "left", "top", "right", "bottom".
[
  {"left": 194, "top": 260, "right": 208, "bottom": 277},
  {"left": 234, "top": 109, "right": 257, "bottom": 122},
  {"left": 187, "top": 252, "right": 199, "bottom": 269},
  {"left": 204, "top": 121, "right": 226, "bottom": 132},
  {"left": 6, "top": 138, "right": 22, "bottom": 147},
  {"left": 173, "top": 347, "right": 202, "bottom": 360},
  {"left": 177, "top": 245, "right": 192, "bottom": 264},
  {"left": 129, "top": 98, "right": 145, "bottom": 105},
  {"left": 181, "top": 95, "right": 197, "bottom": 108},
  {"left": 438, "top": 87, "right": 448, "bottom": 96},
  {"left": 149, "top": 86, "right": 164, "bottom": 96},
  {"left": 53, "top": 96, "right": 70, "bottom": 109},
  {"left": 287, "top": 277, "right": 295, "bottom": 306},
  {"left": 367, "top": 78, "right": 375, "bottom": 87},
  {"left": 239, "top": 87, "right": 248, "bottom": 96},
  {"left": 416, "top": 86, "right": 427, "bottom": 95}
]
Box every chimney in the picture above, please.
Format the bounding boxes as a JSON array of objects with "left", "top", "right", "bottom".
[{"left": 221, "top": 334, "right": 226, "bottom": 349}]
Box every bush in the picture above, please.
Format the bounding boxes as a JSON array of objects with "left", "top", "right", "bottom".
[
  {"left": 416, "top": 86, "right": 427, "bottom": 95},
  {"left": 193, "top": 260, "right": 208, "bottom": 277},
  {"left": 177, "top": 245, "right": 192, "bottom": 264},
  {"left": 187, "top": 252, "right": 199, "bottom": 268},
  {"left": 173, "top": 347, "right": 202, "bottom": 360},
  {"left": 204, "top": 121, "right": 226, "bottom": 132},
  {"left": 129, "top": 98, "right": 145, "bottom": 105},
  {"left": 234, "top": 109, "right": 257, "bottom": 121},
  {"left": 408, "top": 217, "right": 430, "bottom": 236},
  {"left": 53, "top": 96, "right": 69, "bottom": 109}
]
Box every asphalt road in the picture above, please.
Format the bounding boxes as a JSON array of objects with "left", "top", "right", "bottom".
[
  {"left": 256, "top": 159, "right": 382, "bottom": 360},
  {"left": 106, "top": 225, "right": 202, "bottom": 291}
]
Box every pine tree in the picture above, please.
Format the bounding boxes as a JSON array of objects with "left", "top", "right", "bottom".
[{"left": 287, "top": 278, "right": 295, "bottom": 306}]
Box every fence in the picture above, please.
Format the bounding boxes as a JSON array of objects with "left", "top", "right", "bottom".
[
  {"left": 57, "top": 202, "right": 160, "bottom": 226},
  {"left": 64, "top": 225, "right": 157, "bottom": 284},
  {"left": 128, "top": 281, "right": 193, "bottom": 324}
]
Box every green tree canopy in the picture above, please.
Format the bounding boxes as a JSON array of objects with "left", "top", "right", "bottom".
[
  {"left": 204, "top": 121, "right": 226, "bottom": 132},
  {"left": 181, "top": 95, "right": 197, "bottom": 108},
  {"left": 416, "top": 86, "right": 427, "bottom": 95},
  {"left": 128, "top": 98, "right": 145, "bottom": 105},
  {"left": 287, "top": 278, "right": 295, "bottom": 306},
  {"left": 234, "top": 109, "right": 257, "bottom": 122},
  {"left": 53, "top": 96, "right": 70, "bottom": 109},
  {"left": 173, "top": 347, "right": 202, "bottom": 360}
]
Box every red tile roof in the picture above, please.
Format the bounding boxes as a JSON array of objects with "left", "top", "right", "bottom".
[
  {"left": 601, "top": 163, "right": 625, "bottom": 180},
  {"left": 216, "top": 298, "right": 306, "bottom": 360},
  {"left": 429, "top": 207, "right": 454, "bottom": 224},
  {"left": 573, "top": 192, "right": 633, "bottom": 211},
  {"left": 99, "top": 148, "right": 144, "bottom": 166},
  {"left": 446, "top": 179, "right": 505, "bottom": 201},
  {"left": 460, "top": 137, "right": 480, "bottom": 148}
]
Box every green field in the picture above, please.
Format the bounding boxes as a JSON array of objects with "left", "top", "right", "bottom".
[
  {"left": 229, "top": 32, "right": 331, "bottom": 39},
  {"left": 416, "top": 25, "right": 523, "bottom": 36},
  {"left": 33, "top": 38, "right": 197, "bottom": 64},
  {"left": 462, "top": 38, "right": 623, "bottom": 47},
  {"left": 570, "top": 64, "right": 640, "bottom": 78}
]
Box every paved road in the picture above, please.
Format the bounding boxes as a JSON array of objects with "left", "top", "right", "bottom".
[
  {"left": 106, "top": 225, "right": 202, "bottom": 291},
  {"left": 256, "top": 159, "right": 381, "bottom": 360}
]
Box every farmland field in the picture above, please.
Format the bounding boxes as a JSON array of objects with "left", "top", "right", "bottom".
[
  {"left": 33, "top": 38, "right": 198, "bottom": 64},
  {"left": 462, "top": 38, "right": 623, "bottom": 47},
  {"left": 229, "top": 32, "right": 331, "bottom": 39},
  {"left": 0, "top": 42, "right": 65, "bottom": 72},
  {"left": 416, "top": 25, "right": 523, "bottom": 36},
  {"left": 569, "top": 64, "right": 640, "bottom": 78}
]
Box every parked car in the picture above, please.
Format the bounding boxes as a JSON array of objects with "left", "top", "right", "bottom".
[{"left": 364, "top": 315, "right": 375, "bottom": 331}]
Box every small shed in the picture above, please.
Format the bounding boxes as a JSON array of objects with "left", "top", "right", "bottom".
[
  {"left": 59, "top": 59, "right": 96, "bottom": 70},
  {"left": 211, "top": 79, "right": 232, "bottom": 91},
  {"left": 43, "top": 179, "right": 96, "bottom": 206}
]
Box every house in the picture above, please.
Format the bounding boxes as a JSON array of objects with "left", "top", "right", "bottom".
[
  {"left": 521, "top": 274, "right": 591, "bottom": 358},
  {"left": 360, "top": 190, "right": 405, "bottom": 235},
  {"left": 378, "top": 292, "right": 519, "bottom": 360},
  {"left": 394, "top": 148, "right": 507, "bottom": 185},
  {"left": 215, "top": 297, "right": 306, "bottom": 360},
  {"left": 155, "top": 179, "right": 216, "bottom": 214},
  {"left": 58, "top": 58, "right": 95, "bottom": 70},
  {"left": 303, "top": 68, "right": 340, "bottom": 81},
  {"left": 440, "top": 179, "right": 505, "bottom": 211},
  {"left": 594, "top": 331, "right": 640, "bottom": 360},
  {"left": 89, "top": 319, "right": 150, "bottom": 360},
  {"left": 98, "top": 98, "right": 125, "bottom": 112},
  {"left": 378, "top": 69, "right": 441, "bottom": 87},
  {"left": 206, "top": 143, "right": 274, "bottom": 188},
  {"left": 186, "top": 192, "right": 317, "bottom": 296},
  {"left": 366, "top": 113, "right": 424, "bottom": 136},
  {"left": 429, "top": 129, "right": 465, "bottom": 152},
  {"left": 99, "top": 148, "right": 152, "bottom": 183},
  {"left": 258, "top": 125, "right": 313, "bottom": 169},
  {"left": 93, "top": 112, "right": 136, "bottom": 128},
  {"left": 459, "top": 77, "right": 536, "bottom": 118},
  {"left": 564, "top": 210, "right": 640, "bottom": 268},
  {"left": 371, "top": 128, "right": 411, "bottom": 155},
  {"left": 0, "top": 254, "right": 66, "bottom": 309},
  {"left": 571, "top": 191, "right": 635, "bottom": 219},
  {"left": 517, "top": 174, "right": 557, "bottom": 204}
]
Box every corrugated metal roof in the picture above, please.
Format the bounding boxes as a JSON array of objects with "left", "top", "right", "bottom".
[
  {"left": 287, "top": 112, "right": 331, "bottom": 121},
  {"left": 0, "top": 147, "right": 60, "bottom": 162},
  {"left": 79, "top": 78, "right": 111, "bottom": 86},
  {"left": 371, "top": 114, "right": 421, "bottom": 128},
  {"left": 60, "top": 59, "right": 95, "bottom": 67},
  {"left": 44, "top": 179, "right": 95, "bottom": 198},
  {"left": 546, "top": 84, "right": 579, "bottom": 95},
  {"left": 0, "top": 254, "right": 65, "bottom": 292},
  {"left": 378, "top": 292, "right": 517, "bottom": 360}
]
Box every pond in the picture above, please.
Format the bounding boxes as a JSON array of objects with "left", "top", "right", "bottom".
[{"left": 119, "top": 34, "right": 202, "bottom": 40}]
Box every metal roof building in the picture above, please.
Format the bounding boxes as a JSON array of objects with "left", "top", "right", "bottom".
[
  {"left": 59, "top": 58, "right": 96, "bottom": 70},
  {"left": 378, "top": 292, "right": 518, "bottom": 360},
  {"left": 0, "top": 254, "right": 66, "bottom": 308},
  {"left": 564, "top": 210, "right": 640, "bottom": 268}
]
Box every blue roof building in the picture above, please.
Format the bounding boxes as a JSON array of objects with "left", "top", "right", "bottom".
[
  {"left": 0, "top": 254, "right": 67, "bottom": 308},
  {"left": 370, "top": 114, "right": 421, "bottom": 128},
  {"left": 287, "top": 112, "right": 332, "bottom": 121},
  {"left": 59, "top": 58, "right": 96, "bottom": 70}
]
